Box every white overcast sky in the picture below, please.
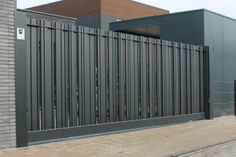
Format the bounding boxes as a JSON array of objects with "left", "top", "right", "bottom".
[{"left": 17, "top": 0, "right": 236, "bottom": 19}]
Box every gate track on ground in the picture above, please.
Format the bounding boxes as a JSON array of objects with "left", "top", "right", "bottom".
[{"left": 171, "top": 138, "right": 236, "bottom": 157}]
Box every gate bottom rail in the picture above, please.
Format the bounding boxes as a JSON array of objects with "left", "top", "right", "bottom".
[{"left": 28, "top": 113, "right": 205, "bottom": 144}]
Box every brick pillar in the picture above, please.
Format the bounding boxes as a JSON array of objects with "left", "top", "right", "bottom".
[{"left": 0, "top": 0, "right": 16, "bottom": 148}]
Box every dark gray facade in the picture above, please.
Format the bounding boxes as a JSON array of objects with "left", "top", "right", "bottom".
[
  {"left": 204, "top": 11, "right": 236, "bottom": 116},
  {"left": 18, "top": 9, "right": 77, "bottom": 24},
  {"left": 77, "top": 15, "right": 119, "bottom": 30},
  {"left": 110, "top": 10, "right": 205, "bottom": 45},
  {"left": 110, "top": 9, "right": 236, "bottom": 117}
]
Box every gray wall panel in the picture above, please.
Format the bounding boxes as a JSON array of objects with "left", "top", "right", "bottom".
[
  {"left": 159, "top": 11, "right": 204, "bottom": 46},
  {"left": 204, "top": 11, "right": 236, "bottom": 116}
]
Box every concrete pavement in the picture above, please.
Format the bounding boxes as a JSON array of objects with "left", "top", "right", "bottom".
[{"left": 0, "top": 116, "right": 235, "bottom": 157}]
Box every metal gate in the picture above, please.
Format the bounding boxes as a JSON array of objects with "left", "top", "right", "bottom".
[{"left": 15, "top": 12, "right": 210, "bottom": 146}]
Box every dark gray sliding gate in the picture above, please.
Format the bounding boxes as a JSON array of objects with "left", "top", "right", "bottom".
[{"left": 16, "top": 14, "right": 210, "bottom": 146}]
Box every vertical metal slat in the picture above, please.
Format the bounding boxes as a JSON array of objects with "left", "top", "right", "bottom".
[
  {"left": 55, "top": 22, "right": 62, "bottom": 128},
  {"left": 141, "top": 37, "right": 147, "bottom": 119},
  {"left": 44, "top": 20, "right": 53, "bottom": 129}
]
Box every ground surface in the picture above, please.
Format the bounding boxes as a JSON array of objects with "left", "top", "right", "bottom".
[
  {"left": 179, "top": 140, "right": 236, "bottom": 157},
  {"left": 0, "top": 116, "right": 236, "bottom": 157}
]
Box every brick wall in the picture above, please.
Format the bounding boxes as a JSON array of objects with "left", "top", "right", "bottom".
[{"left": 0, "top": 0, "right": 16, "bottom": 149}]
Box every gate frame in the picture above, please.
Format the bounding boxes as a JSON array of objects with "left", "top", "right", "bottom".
[
  {"left": 15, "top": 11, "right": 211, "bottom": 147},
  {"left": 28, "top": 113, "right": 205, "bottom": 144},
  {"left": 234, "top": 80, "right": 236, "bottom": 116},
  {"left": 15, "top": 11, "right": 28, "bottom": 147},
  {"left": 204, "top": 47, "right": 212, "bottom": 119}
]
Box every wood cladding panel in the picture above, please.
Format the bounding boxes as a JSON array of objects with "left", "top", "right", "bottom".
[
  {"left": 29, "top": 0, "right": 101, "bottom": 19},
  {"left": 101, "top": 0, "right": 169, "bottom": 20},
  {"left": 29, "top": 0, "right": 169, "bottom": 20}
]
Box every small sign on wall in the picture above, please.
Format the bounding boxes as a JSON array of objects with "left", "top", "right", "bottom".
[{"left": 17, "top": 28, "right": 25, "bottom": 40}]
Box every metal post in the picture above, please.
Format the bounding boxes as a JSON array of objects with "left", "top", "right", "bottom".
[
  {"left": 203, "top": 46, "right": 212, "bottom": 119},
  {"left": 234, "top": 80, "right": 236, "bottom": 116},
  {"left": 15, "top": 11, "right": 28, "bottom": 147}
]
